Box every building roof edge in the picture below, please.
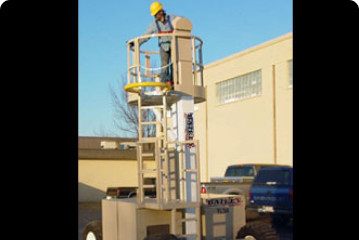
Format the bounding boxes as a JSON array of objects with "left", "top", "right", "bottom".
[{"left": 204, "top": 32, "right": 293, "bottom": 70}]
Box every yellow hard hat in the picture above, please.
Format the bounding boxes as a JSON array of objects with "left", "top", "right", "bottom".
[{"left": 150, "top": 2, "right": 163, "bottom": 16}]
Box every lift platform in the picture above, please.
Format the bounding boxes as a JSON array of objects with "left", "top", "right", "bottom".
[{"left": 125, "top": 16, "right": 206, "bottom": 107}]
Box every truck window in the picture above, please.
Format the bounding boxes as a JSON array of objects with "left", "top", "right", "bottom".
[
  {"left": 253, "top": 170, "right": 291, "bottom": 186},
  {"left": 225, "top": 166, "right": 255, "bottom": 177}
]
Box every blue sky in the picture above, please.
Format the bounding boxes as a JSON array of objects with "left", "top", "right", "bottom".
[{"left": 79, "top": 0, "right": 292, "bottom": 137}]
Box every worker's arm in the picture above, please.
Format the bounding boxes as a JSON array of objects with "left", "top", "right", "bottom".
[{"left": 138, "top": 21, "right": 157, "bottom": 46}]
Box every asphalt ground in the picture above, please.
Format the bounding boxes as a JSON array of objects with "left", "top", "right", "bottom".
[{"left": 78, "top": 202, "right": 293, "bottom": 240}]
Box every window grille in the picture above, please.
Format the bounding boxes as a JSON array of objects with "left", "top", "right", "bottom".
[{"left": 216, "top": 70, "right": 262, "bottom": 105}]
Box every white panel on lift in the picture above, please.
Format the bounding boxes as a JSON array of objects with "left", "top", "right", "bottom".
[
  {"left": 172, "top": 94, "right": 198, "bottom": 239},
  {"left": 137, "top": 209, "right": 182, "bottom": 240},
  {"left": 117, "top": 199, "right": 138, "bottom": 240},
  {"left": 102, "top": 198, "right": 183, "bottom": 240},
  {"left": 102, "top": 199, "right": 119, "bottom": 240}
]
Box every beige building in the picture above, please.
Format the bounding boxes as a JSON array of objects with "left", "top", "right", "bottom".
[
  {"left": 79, "top": 32, "right": 293, "bottom": 202},
  {"left": 195, "top": 32, "right": 293, "bottom": 181},
  {"left": 78, "top": 137, "right": 156, "bottom": 202}
]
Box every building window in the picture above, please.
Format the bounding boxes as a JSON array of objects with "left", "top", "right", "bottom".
[
  {"left": 216, "top": 70, "right": 262, "bottom": 105},
  {"left": 288, "top": 60, "right": 293, "bottom": 88}
]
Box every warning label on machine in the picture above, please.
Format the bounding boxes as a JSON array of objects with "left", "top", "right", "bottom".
[
  {"left": 204, "top": 196, "right": 244, "bottom": 208},
  {"left": 184, "top": 113, "right": 195, "bottom": 148}
]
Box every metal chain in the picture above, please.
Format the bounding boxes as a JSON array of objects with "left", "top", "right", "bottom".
[{"left": 140, "top": 62, "right": 172, "bottom": 71}]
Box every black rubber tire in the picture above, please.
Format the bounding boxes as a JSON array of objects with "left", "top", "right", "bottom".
[
  {"left": 237, "top": 221, "right": 279, "bottom": 240},
  {"left": 271, "top": 215, "right": 291, "bottom": 227},
  {"left": 83, "top": 221, "right": 103, "bottom": 240},
  {"left": 143, "top": 234, "right": 179, "bottom": 240}
]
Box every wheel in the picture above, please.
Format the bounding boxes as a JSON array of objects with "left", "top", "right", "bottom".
[
  {"left": 83, "top": 221, "right": 102, "bottom": 240},
  {"left": 271, "top": 215, "right": 291, "bottom": 227},
  {"left": 237, "top": 221, "right": 279, "bottom": 240}
]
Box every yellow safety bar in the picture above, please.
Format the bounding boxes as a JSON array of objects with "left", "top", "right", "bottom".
[{"left": 124, "top": 82, "right": 172, "bottom": 94}]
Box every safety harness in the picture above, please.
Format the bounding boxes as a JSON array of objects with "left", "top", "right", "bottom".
[{"left": 155, "top": 15, "right": 174, "bottom": 34}]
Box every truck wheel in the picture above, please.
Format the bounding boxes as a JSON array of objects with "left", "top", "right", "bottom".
[
  {"left": 237, "top": 221, "right": 279, "bottom": 240},
  {"left": 271, "top": 215, "right": 290, "bottom": 227},
  {"left": 83, "top": 221, "right": 102, "bottom": 240}
]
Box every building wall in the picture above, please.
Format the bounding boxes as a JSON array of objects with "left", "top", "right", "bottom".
[
  {"left": 195, "top": 33, "right": 293, "bottom": 181},
  {"left": 79, "top": 159, "right": 155, "bottom": 202},
  {"left": 273, "top": 59, "right": 293, "bottom": 166}
]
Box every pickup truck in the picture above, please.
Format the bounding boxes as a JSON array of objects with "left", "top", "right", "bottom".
[
  {"left": 105, "top": 178, "right": 156, "bottom": 199},
  {"left": 201, "top": 164, "right": 290, "bottom": 205},
  {"left": 247, "top": 166, "right": 293, "bottom": 226}
]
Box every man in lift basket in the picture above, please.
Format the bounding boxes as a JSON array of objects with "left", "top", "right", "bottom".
[{"left": 130, "top": 2, "right": 180, "bottom": 88}]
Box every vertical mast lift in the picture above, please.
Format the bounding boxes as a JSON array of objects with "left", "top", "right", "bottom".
[
  {"left": 83, "top": 17, "right": 280, "bottom": 240},
  {"left": 124, "top": 17, "right": 204, "bottom": 240}
]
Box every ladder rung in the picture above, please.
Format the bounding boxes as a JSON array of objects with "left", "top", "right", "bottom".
[
  {"left": 141, "top": 153, "right": 155, "bottom": 157},
  {"left": 140, "top": 169, "right": 157, "bottom": 173},
  {"left": 140, "top": 137, "right": 164, "bottom": 142},
  {"left": 177, "top": 234, "right": 197, "bottom": 238},
  {"left": 176, "top": 217, "right": 197, "bottom": 223},
  {"left": 141, "top": 105, "right": 164, "bottom": 110},
  {"left": 184, "top": 169, "right": 197, "bottom": 173},
  {"left": 140, "top": 121, "right": 163, "bottom": 125},
  {"left": 142, "top": 184, "right": 156, "bottom": 188}
]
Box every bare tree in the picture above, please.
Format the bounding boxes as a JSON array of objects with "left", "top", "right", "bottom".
[
  {"left": 92, "top": 124, "right": 114, "bottom": 137},
  {"left": 109, "top": 75, "right": 156, "bottom": 140}
]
